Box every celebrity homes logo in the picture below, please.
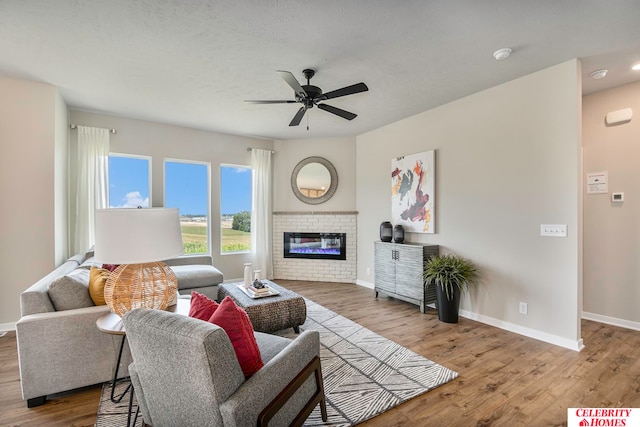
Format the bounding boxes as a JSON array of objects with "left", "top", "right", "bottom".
[{"left": 568, "top": 408, "right": 639, "bottom": 426}]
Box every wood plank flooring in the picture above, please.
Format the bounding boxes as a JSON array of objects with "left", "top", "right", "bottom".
[{"left": 2, "top": 280, "right": 640, "bottom": 426}]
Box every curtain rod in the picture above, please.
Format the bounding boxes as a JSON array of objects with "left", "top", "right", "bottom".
[
  {"left": 70, "top": 123, "right": 117, "bottom": 134},
  {"left": 247, "top": 147, "right": 276, "bottom": 154}
]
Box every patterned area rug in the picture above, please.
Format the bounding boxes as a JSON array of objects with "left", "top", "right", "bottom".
[
  {"left": 95, "top": 298, "right": 457, "bottom": 426},
  {"left": 95, "top": 381, "right": 143, "bottom": 427}
]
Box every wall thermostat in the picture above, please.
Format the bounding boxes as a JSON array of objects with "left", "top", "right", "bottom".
[{"left": 612, "top": 192, "right": 624, "bottom": 202}]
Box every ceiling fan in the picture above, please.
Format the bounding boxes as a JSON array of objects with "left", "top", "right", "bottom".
[{"left": 245, "top": 69, "right": 368, "bottom": 127}]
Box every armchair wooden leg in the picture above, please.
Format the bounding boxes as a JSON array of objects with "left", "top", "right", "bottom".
[{"left": 258, "top": 356, "right": 327, "bottom": 426}]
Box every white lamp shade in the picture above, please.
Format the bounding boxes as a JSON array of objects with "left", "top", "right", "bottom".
[{"left": 94, "top": 208, "right": 184, "bottom": 264}]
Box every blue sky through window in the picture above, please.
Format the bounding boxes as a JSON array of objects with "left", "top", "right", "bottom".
[
  {"left": 109, "top": 157, "right": 252, "bottom": 216},
  {"left": 109, "top": 155, "right": 150, "bottom": 208},
  {"left": 221, "top": 166, "right": 252, "bottom": 215},
  {"left": 165, "top": 161, "right": 208, "bottom": 216}
]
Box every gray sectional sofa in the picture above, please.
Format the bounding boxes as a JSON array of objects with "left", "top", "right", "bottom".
[{"left": 16, "top": 249, "right": 223, "bottom": 407}]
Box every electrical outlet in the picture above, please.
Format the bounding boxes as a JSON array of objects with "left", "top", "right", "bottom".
[
  {"left": 540, "top": 224, "right": 567, "bottom": 237},
  {"left": 366, "top": 267, "right": 371, "bottom": 276},
  {"left": 519, "top": 302, "right": 528, "bottom": 315}
]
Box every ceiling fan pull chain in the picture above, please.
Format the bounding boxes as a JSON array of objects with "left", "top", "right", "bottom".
[{"left": 307, "top": 111, "right": 309, "bottom": 130}]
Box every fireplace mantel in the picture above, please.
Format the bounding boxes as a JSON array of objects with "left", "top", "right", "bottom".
[{"left": 273, "top": 211, "right": 358, "bottom": 215}]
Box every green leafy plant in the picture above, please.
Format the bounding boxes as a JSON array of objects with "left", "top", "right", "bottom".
[
  {"left": 423, "top": 254, "right": 480, "bottom": 301},
  {"left": 232, "top": 211, "right": 251, "bottom": 232}
]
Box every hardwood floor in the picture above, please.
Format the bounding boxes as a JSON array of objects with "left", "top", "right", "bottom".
[{"left": 2, "top": 280, "right": 640, "bottom": 426}]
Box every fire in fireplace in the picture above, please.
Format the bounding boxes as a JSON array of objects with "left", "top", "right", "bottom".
[{"left": 283, "top": 232, "right": 346, "bottom": 260}]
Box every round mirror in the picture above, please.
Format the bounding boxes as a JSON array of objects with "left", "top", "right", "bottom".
[{"left": 291, "top": 156, "right": 338, "bottom": 205}]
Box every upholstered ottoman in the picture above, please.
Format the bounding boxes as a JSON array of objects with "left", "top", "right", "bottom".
[{"left": 217, "top": 280, "right": 306, "bottom": 333}]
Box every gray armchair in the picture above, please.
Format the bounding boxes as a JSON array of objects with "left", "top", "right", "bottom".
[{"left": 122, "top": 308, "right": 327, "bottom": 426}]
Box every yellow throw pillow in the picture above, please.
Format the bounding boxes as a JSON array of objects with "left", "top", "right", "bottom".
[{"left": 89, "top": 266, "right": 111, "bottom": 306}]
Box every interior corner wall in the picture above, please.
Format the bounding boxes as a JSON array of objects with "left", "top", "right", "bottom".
[
  {"left": 0, "top": 77, "right": 59, "bottom": 326},
  {"left": 356, "top": 59, "right": 582, "bottom": 349},
  {"left": 582, "top": 81, "right": 640, "bottom": 327},
  {"left": 273, "top": 137, "right": 357, "bottom": 212},
  {"left": 68, "top": 110, "right": 274, "bottom": 281},
  {"left": 54, "top": 91, "right": 69, "bottom": 266}
]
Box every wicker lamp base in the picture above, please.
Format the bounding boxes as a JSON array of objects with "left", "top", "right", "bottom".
[{"left": 104, "top": 262, "right": 178, "bottom": 317}]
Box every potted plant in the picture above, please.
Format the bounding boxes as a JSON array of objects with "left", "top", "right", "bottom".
[{"left": 423, "top": 254, "right": 480, "bottom": 323}]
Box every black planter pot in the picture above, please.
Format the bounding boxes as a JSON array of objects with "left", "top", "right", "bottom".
[{"left": 435, "top": 284, "right": 461, "bottom": 323}]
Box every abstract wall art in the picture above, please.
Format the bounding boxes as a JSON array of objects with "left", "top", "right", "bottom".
[{"left": 391, "top": 150, "right": 435, "bottom": 233}]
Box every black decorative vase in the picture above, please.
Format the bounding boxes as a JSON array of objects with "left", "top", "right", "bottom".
[
  {"left": 435, "top": 285, "right": 461, "bottom": 323},
  {"left": 380, "top": 221, "right": 393, "bottom": 242},
  {"left": 393, "top": 224, "right": 404, "bottom": 243}
]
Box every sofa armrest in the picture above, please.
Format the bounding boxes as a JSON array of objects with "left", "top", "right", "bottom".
[
  {"left": 219, "top": 330, "right": 321, "bottom": 426},
  {"left": 16, "top": 305, "right": 130, "bottom": 400}
]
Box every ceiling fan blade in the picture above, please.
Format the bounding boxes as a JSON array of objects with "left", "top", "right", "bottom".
[
  {"left": 317, "top": 103, "right": 357, "bottom": 121},
  {"left": 244, "top": 100, "right": 297, "bottom": 104},
  {"left": 318, "top": 82, "right": 368, "bottom": 101},
  {"left": 289, "top": 107, "right": 307, "bottom": 126},
  {"left": 277, "top": 70, "right": 307, "bottom": 99}
]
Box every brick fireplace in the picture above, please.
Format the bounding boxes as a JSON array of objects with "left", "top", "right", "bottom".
[{"left": 273, "top": 211, "right": 357, "bottom": 283}]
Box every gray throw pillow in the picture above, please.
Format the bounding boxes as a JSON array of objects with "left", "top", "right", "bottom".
[{"left": 48, "top": 269, "right": 94, "bottom": 311}]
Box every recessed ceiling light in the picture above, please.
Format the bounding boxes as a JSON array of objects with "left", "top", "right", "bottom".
[
  {"left": 590, "top": 69, "right": 608, "bottom": 80},
  {"left": 632, "top": 63, "right": 640, "bottom": 71},
  {"left": 493, "top": 48, "right": 512, "bottom": 60}
]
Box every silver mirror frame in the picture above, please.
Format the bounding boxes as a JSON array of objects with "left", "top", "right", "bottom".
[{"left": 291, "top": 156, "right": 338, "bottom": 205}]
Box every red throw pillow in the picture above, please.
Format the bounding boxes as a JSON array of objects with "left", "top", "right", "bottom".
[
  {"left": 208, "top": 296, "right": 263, "bottom": 378},
  {"left": 101, "top": 264, "right": 120, "bottom": 272},
  {"left": 189, "top": 291, "right": 219, "bottom": 321}
]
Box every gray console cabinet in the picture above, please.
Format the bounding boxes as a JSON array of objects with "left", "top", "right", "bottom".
[{"left": 374, "top": 241, "right": 439, "bottom": 313}]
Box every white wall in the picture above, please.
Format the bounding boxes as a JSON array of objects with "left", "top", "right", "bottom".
[
  {"left": 273, "top": 137, "right": 356, "bottom": 212},
  {"left": 356, "top": 60, "right": 583, "bottom": 350},
  {"left": 54, "top": 91, "right": 69, "bottom": 265},
  {"left": 582, "top": 81, "right": 640, "bottom": 328},
  {"left": 0, "top": 77, "right": 63, "bottom": 327},
  {"left": 69, "top": 110, "right": 274, "bottom": 281}
]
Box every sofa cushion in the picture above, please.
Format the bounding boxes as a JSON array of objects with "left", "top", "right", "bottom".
[
  {"left": 77, "top": 256, "right": 98, "bottom": 270},
  {"left": 209, "top": 296, "right": 263, "bottom": 378},
  {"left": 48, "top": 268, "right": 94, "bottom": 311},
  {"left": 89, "top": 266, "right": 111, "bottom": 306},
  {"left": 189, "top": 291, "right": 219, "bottom": 321},
  {"left": 171, "top": 265, "right": 223, "bottom": 290}
]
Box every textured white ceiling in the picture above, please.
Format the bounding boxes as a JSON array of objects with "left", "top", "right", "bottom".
[{"left": 1, "top": 1, "right": 639, "bottom": 140}]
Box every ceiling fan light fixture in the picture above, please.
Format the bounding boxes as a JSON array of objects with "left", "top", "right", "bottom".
[
  {"left": 246, "top": 69, "right": 368, "bottom": 128},
  {"left": 493, "top": 48, "right": 512, "bottom": 61},
  {"left": 632, "top": 63, "right": 640, "bottom": 71},
  {"left": 590, "top": 69, "right": 608, "bottom": 80}
]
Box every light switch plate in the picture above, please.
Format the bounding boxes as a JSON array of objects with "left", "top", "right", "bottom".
[{"left": 541, "top": 224, "right": 567, "bottom": 237}]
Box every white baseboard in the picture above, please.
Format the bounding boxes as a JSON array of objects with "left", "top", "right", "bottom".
[
  {"left": 459, "top": 309, "right": 584, "bottom": 352},
  {"left": 0, "top": 322, "right": 16, "bottom": 332},
  {"left": 354, "top": 279, "right": 374, "bottom": 289},
  {"left": 583, "top": 311, "right": 640, "bottom": 331},
  {"left": 353, "top": 281, "right": 582, "bottom": 350}
]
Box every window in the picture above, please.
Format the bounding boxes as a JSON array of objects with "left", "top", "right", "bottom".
[
  {"left": 220, "top": 165, "right": 252, "bottom": 254},
  {"left": 164, "top": 160, "right": 210, "bottom": 255},
  {"left": 108, "top": 154, "right": 151, "bottom": 208}
]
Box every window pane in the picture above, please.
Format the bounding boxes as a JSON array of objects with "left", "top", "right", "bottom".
[
  {"left": 220, "top": 165, "right": 252, "bottom": 254},
  {"left": 108, "top": 155, "right": 150, "bottom": 208},
  {"left": 165, "top": 161, "right": 209, "bottom": 255}
]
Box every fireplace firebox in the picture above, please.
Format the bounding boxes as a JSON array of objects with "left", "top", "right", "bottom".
[{"left": 284, "top": 232, "right": 346, "bottom": 260}]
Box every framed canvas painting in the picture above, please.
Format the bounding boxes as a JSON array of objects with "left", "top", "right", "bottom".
[{"left": 391, "top": 150, "right": 435, "bottom": 233}]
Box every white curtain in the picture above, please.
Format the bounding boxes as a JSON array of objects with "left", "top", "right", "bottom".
[
  {"left": 251, "top": 149, "right": 273, "bottom": 279},
  {"left": 73, "top": 126, "right": 110, "bottom": 254}
]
